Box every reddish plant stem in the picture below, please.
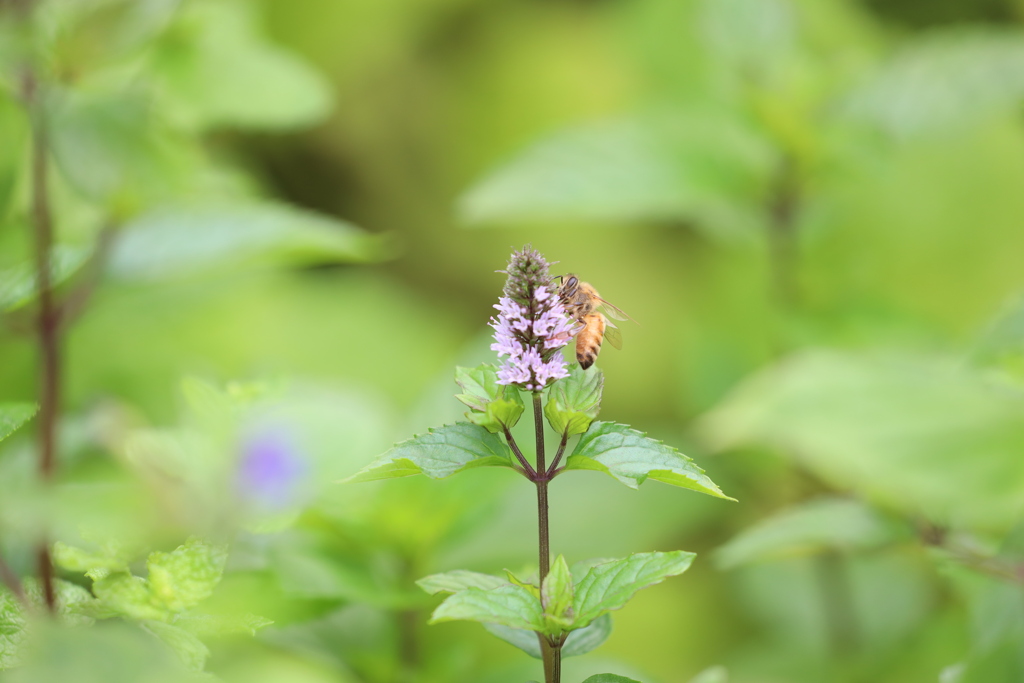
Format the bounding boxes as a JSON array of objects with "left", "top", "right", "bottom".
[
  {"left": 503, "top": 426, "right": 536, "bottom": 479},
  {"left": 546, "top": 433, "right": 568, "bottom": 479},
  {"left": 59, "top": 223, "right": 116, "bottom": 329},
  {"left": 531, "top": 391, "right": 561, "bottom": 683},
  {"left": 533, "top": 393, "right": 549, "bottom": 582},
  {"left": 23, "top": 67, "right": 58, "bottom": 614},
  {"left": 0, "top": 551, "right": 28, "bottom": 607},
  {"left": 919, "top": 524, "right": 1024, "bottom": 584}
]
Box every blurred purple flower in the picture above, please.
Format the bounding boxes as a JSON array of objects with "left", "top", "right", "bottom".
[
  {"left": 237, "top": 427, "right": 307, "bottom": 510},
  {"left": 490, "top": 246, "right": 576, "bottom": 391}
]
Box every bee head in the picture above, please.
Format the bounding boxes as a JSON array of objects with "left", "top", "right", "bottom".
[{"left": 559, "top": 274, "right": 579, "bottom": 298}]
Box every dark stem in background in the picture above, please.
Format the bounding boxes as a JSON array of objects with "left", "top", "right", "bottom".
[
  {"left": 766, "top": 154, "right": 801, "bottom": 313},
  {"left": 0, "top": 550, "right": 27, "bottom": 608},
  {"left": 23, "top": 67, "right": 58, "bottom": 613},
  {"left": 396, "top": 557, "right": 421, "bottom": 683},
  {"left": 59, "top": 223, "right": 116, "bottom": 328},
  {"left": 919, "top": 524, "right": 1024, "bottom": 584},
  {"left": 767, "top": 156, "right": 865, "bottom": 656}
]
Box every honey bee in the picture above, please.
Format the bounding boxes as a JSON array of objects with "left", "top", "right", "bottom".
[{"left": 557, "top": 274, "right": 632, "bottom": 370}]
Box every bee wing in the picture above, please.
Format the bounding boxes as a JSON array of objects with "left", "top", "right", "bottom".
[
  {"left": 596, "top": 298, "right": 634, "bottom": 323},
  {"left": 603, "top": 323, "right": 623, "bottom": 350}
]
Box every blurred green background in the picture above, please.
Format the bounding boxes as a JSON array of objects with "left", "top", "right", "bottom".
[{"left": 4, "top": 0, "right": 1024, "bottom": 681}]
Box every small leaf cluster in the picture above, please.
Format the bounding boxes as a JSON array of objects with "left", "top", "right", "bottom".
[
  {"left": 348, "top": 363, "right": 731, "bottom": 500},
  {"left": 51, "top": 537, "right": 271, "bottom": 672},
  {"left": 419, "top": 551, "right": 693, "bottom": 658},
  {"left": 0, "top": 579, "right": 95, "bottom": 669},
  {"left": 347, "top": 355, "right": 731, "bottom": 670}
]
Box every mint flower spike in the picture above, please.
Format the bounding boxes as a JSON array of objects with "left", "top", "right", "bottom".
[{"left": 490, "top": 246, "right": 577, "bottom": 392}]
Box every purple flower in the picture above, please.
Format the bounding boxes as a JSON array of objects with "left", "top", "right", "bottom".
[
  {"left": 489, "top": 246, "right": 577, "bottom": 391},
  {"left": 237, "top": 427, "right": 307, "bottom": 510}
]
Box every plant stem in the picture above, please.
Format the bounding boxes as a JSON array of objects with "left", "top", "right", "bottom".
[
  {"left": 533, "top": 393, "right": 549, "bottom": 581},
  {"left": 58, "top": 223, "right": 116, "bottom": 329},
  {"left": 0, "top": 551, "right": 28, "bottom": 608},
  {"left": 546, "top": 433, "right": 568, "bottom": 478},
  {"left": 503, "top": 426, "right": 536, "bottom": 479},
  {"left": 540, "top": 637, "right": 560, "bottom": 683},
  {"left": 23, "top": 67, "right": 58, "bottom": 614},
  {"left": 766, "top": 154, "right": 801, "bottom": 314},
  {"left": 396, "top": 557, "right": 421, "bottom": 683},
  {"left": 919, "top": 524, "right": 1024, "bottom": 584},
  {"left": 532, "top": 391, "right": 561, "bottom": 683}
]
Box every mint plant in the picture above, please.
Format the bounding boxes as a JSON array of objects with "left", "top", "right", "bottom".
[
  {"left": 347, "top": 246, "right": 733, "bottom": 682},
  {"left": 0, "top": 1, "right": 386, "bottom": 677},
  {"left": 0, "top": 0, "right": 378, "bottom": 627}
]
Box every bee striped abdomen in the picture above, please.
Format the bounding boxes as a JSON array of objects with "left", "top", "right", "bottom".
[{"left": 576, "top": 313, "right": 605, "bottom": 370}]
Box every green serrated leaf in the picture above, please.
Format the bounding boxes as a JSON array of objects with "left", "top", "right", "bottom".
[
  {"left": 344, "top": 423, "right": 514, "bottom": 482},
  {"left": 0, "top": 404, "right": 37, "bottom": 443},
  {"left": 0, "top": 247, "right": 89, "bottom": 313},
  {"left": 542, "top": 555, "right": 574, "bottom": 630},
  {"left": 109, "top": 202, "right": 387, "bottom": 281},
  {"left": 416, "top": 570, "right": 509, "bottom": 595},
  {"left": 545, "top": 365, "right": 603, "bottom": 437},
  {"left": 429, "top": 585, "right": 544, "bottom": 631},
  {"left": 570, "top": 558, "right": 615, "bottom": 583},
  {"left": 483, "top": 613, "right": 612, "bottom": 659},
  {"left": 565, "top": 422, "right": 732, "bottom": 499},
  {"left": 0, "top": 586, "right": 26, "bottom": 670},
  {"left": 716, "top": 498, "right": 905, "bottom": 569},
  {"left": 53, "top": 542, "right": 129, "bottom": 575},
  {"left": 454, "top": 364, "right": 503, "bottom": 412},
  {"left": 25, "top": 579, "right": 97, "bottom": 627},
  {"left": 1, "top": 579, "right": 98, "bottom": 669},
  {"left": 455, "top": 364, "right": 525, "bottom": 433},
  {"left": 573, "top": 551, "right": 695, "bottom": 629},
  {"left": 147, "top": 538, "right": 227, "bottom": 612},
  {"left": 92, "top": 573, "right": 167, "bottom": 621},
  {"left": 466, "top": 394, "right": 524, "bottom": 434},
  {"left": 503, "top": 569, "right": 544, "bottom": 602},
  {"left": 582, "top": 675, "right": 642, "bottom": 683},
  {"left": 141, "top": 620, "right": 210, "bottom": 672},
  {"left": 503, "top": 570, "right": 541, "bottom": 600}
]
